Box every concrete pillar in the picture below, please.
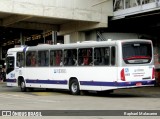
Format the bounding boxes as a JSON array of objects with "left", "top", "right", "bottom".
[
  {"left": 43, "top": 31, "right": 46, "bottom": 44},
  {"left": 70, "top": 32, "right": 85, "bottom": 43},
  {"left": 0, "top": 47, "right": 2, "bottom": 60},
  {"left": 64, "top": 31, "right": 98, "bottom": 43},
  {"left": 52, "top": 31, "right": 57, "bottom": 44},
  {"left": 64, "top": 35, "right": 70, "bottom": 44},
  {"left": 85, "top": 31, "right": 97, "bottom": 41},
  {"left": 20, "top": 32, "right": 25, "bottom": 45}
]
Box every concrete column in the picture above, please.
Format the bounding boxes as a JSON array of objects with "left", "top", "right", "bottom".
[
  {"left": 20, "top": 32, "right": 25, "bottom": 45},
  {"left": 64, "top": 35, "right": 70, "bottom": 44},
  {"left": 85, "top": 31, "right": 97, "bottom": 41},
  {"left": 64, "top": 31, "right": 98, "bottom": 43},
  {"left": 70, "top": 32, "right": 85, "bottom": 43},
  {"left": 0, "top": 46, "right": 2, "bottom": 60},
  {"left": 43, "top": 31, "right": 46, "bottom": 44},
  {"left": 52, "top": 31, "right": 57, "bottom": 44}
]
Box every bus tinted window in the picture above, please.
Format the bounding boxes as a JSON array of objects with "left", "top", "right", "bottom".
[
  {"left": 6, "top": 57, "right": 14, "bottom": 74},
  {"left": 94, "top": 47, "right": 110, "bottom": 65},
  {"left": 123, "top": 42, "right": 152, "bottom": 64},
  {"left": 16, "top": 52, "right": 25, "bottom": 67},
  {"left": 26, "top": 51, "right": 37, "bottom": 66},
  {"left": 50, "top": 50, "right": 62, "bottom": 66},
  {"left": 64, "top": 49, "right": 77, "bottom": 66},
  {"left": 111, "top": 47, "right": 116, "bottom": 66},
  {"left": 38, "top": 51, "right": 49, "bottom": 66},
  {"left": 78, "top": 48, "right": 93, "bottom": 66}
]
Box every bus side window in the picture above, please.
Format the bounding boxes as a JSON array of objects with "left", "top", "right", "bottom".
[
  {"left": 94, "top": 47, "right": 110, "bottom": 66},
  {"left": 72, "top": 49, "right": 77, "bottom": 66},
  {"left": 31, "top": 52, "right": 37, "bottom": 66},
  {"left": 63, "top": 50, "right": 68, "bottom": 66},
  {"left": 87, "top": 49, "right": 93, "bottom": 65},
  {"left": 78, "top": 48, "right": 92, "bottom": 66},
  {"left": 16, "top": 52, "right": 24, "bottom": 67},
  {"left": 78, "top": 49, "right": 83, "bottom": 65},
  {"left": 50, "top": 50, "right": 62, "bottom": 66},
  {"left": 38, "top": 51, "right": 49, "bottom": 66},
  {"left": 26, "top": 51, "right": 37, "bottom": 67},
  {"left": 111, "top": 47, "right": 116, "bottom": 66},
  {"left": 64, "top": 49, "right": 77, "bottom": 66},
  {"left": 26, "top": 52, "right": 31, "bottom": 66},
  {"left": 56, "top": 50, "right": 62, "bottom": 66},
  {"left": 94, "top": 48, "right": 100, "bottom": 65},
  {"left": 50, "top": 50, "right": 55, "bottom": 66},
  {"left": 104, "top": 47, "right": 110, "bottom": 65}
]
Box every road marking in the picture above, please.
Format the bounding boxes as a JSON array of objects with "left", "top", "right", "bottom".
[
  {"left": 29, "top": 91, "right": 65, "bottom": 96},
  {"left": 0, "top": 93, "right": 59, "bottom": 103}
]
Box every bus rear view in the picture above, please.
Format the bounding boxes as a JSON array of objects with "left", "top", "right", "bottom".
[{"left": 118, "top": 40, "right": 155, "bottom": 88}]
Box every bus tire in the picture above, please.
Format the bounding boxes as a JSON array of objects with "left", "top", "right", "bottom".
[
  {"left": 20, "top": 80, "right": 27, "bottom": 92},
  {"left": 69, "top": 79, "right": 80, "bottom": 95}
]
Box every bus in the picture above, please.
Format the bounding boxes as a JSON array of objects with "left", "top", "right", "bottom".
[{"left": 5, "top": 39, "right": 155, "bottom": 95}]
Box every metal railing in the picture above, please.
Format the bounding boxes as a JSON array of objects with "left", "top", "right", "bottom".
[{"left": 113, "top": 0, "right": 159, "bottom": 11}]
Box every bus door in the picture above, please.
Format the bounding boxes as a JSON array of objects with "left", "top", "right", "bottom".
[
  {"left": 15, "top": 52, "right": 25, "bottom": 79},
  {"left": 6, "top": 55, "right": 16, "bottom": 85}
]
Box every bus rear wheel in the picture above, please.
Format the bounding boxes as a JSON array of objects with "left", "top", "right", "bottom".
[{"left": 69, "top": 79, "right": 80, "bottom": 95}]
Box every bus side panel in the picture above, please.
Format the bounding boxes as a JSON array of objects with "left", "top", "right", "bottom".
[
  {"left": 6, "top": 70, "right": 18, "bottom": 87},
  {"left": 24, "top": 67, "right": 68, "bottom": 89},
  {"left": 70, "top": 67, "right": 118, "bottom": 91},
  {"left": 22, "top": 66, "right": 118, "bottom": 91},
  {"left": 100, "top": 67, "right": 118, "bottom": 91}
]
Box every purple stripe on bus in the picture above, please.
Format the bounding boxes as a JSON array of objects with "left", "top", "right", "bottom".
[
  {"left": 80, "top": 80, "right": 155, "bottom": 87},
  {"left": 6, "top": 79, "right": 155, "bottom": 87},
  {"left": 26, "top": 79, "right": 67, "bottom": 85},
  {"left": 23, "top": 47, "right": 27, "bottom": 52},
  {"left": 6, "top": 79, "right": 16, "bottom": 82}
]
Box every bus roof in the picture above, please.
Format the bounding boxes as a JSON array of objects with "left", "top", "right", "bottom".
[
  {"left": 28, "top": 39, "right": 151, "bottom": 51},
  {"left": 7, "top": 46, "right": 27, "bottom": 53},
  {"left": 7, "top": 39, "right": 152, "bottom": 53}
]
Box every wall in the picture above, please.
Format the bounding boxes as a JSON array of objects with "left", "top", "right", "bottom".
[
  {"left": 0, "top": 0, "right": 113, "bottom": 24},
  {"left": 0, "top": 0, "right": 113, "bottom": 35},
  {"left": 102, "top": 33, "right": 139, "bottom": 40}
]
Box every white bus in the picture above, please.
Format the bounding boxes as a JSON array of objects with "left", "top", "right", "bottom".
[{"left": 6, "top": 39, "right": 155, "bottom": 95}]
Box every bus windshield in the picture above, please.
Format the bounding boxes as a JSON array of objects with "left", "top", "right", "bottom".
[
  {"left": 122, "top": 42, "right": 152, "bottom": 64},
  {"left": 6, "top": 57, "right": 15, "bottom": 74}
]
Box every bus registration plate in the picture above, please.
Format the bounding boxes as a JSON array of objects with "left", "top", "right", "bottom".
[{"left": 136, "top": 82, "right": 142, "bottom": 86}]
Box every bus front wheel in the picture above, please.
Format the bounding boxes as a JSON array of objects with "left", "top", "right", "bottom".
[
  {"left": 20, "top": 80, "right": 27, "bottom": 92},
  {"left": 69, "top": 79, "right": 80, "bottom": 95}
]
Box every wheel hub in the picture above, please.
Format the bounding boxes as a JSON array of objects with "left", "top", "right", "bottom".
[{"left": 71, "top": 83, "right": 77, "bottom": 93}]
